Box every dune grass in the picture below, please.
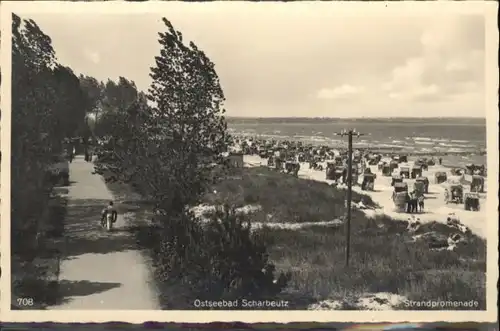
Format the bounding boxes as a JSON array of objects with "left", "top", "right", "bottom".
[
  {"left": 204, "top": 166, "right": 378, "bottom": 224},
  {"left": 202, "top": 166, "right": 486, "bottom": 309},
  {"left": 259, "top": 221, "right": 485, "bottom": 309}
]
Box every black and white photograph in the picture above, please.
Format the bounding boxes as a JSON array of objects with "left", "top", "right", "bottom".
[{"left": 1, "top": 1, "right": 498, "bottom": 321}]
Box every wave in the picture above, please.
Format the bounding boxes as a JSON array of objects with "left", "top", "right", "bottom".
[
  {"left": 368, "top": 143, "right": 410, "bottom": 149},
  {"left": 412, "top": 137, "right": 433, "bottom": 141},
  {"left": 438, "top": 143, "right": 476, "bottom": 148},
  {"left": 447, "top": 148, "right": 469, "bottom": 153},
  {"left": 409, "top": 137, "right": 466, "bottom": 144},
  {"left": 293, "top": 135, "right": 333, "bottom": 142},
  {"left": 231, "top": 131, "right": 484, "bottom": 154}
]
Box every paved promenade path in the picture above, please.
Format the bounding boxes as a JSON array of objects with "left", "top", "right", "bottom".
[{"left": 48, "top": 156, "right": 159, "bottom": 310}]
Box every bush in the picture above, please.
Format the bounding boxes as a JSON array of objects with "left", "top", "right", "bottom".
[{"left": 134, "top": 205, "right": 289, "bottom": 309}]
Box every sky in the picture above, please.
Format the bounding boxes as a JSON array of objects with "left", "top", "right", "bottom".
[{"left": 19, "top": 5, "right": 486, "bottom": 118}]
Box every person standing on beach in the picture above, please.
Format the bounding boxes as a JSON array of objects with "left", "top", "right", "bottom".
[{"left": 439, "top": 157, "right": 442, "bottom": 165}]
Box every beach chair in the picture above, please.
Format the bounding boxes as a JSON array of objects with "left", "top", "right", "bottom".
[
  {"left": 391, "top": 174, "right": 403, "bottom": 186},
  {"left": 382, "top": 164, "right": 392, "bottom": 176},
  {"left": 415, "top": 176, "right": 429, "bottom": 193},
  {"left": 392, "top": 191, "right": 408, "bottom": 212},
  {"left": 400, "top": 166, "right": 410, "bottom": 178},
  {"left": 470, "top": 175, "right": 485, "bottom": 193},
  {"left": 464, "top": 193, "right": 480, "bottom": 211},
  {"left": 413, "top": 181, "right": 425, "bottom": 197},
  {"left": 465, "top": 164, "right": 475, "bottom": 175},
  {"left": 415, "top": 158, "right": 429, "bottom": 171},
  {"left": 267, "top": 156, "right": 275, "bottom": 167},
  {"left": 361, "top": 173, "right": 376, "bottom": 191},
  {"left": 390, "top": 160, "right": 399, "bottom": 171},
  {"left": 393, "top": 182, "right": 408, "bottom": 193},
  {"left": 444, "top": 184, "right": 463, "bottom": 204},
  {"left": 325, "top": 162, "right": 336, "bottom": 180},
  {"left": 435, "top": 171, "right": 447, "bottom": 184},
  {"left": 411, "top": 165, "right": 422, "bottom": 179}
]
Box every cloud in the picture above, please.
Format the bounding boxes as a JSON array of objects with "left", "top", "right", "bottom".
[
  {"left": 83, "top": 48, "right": 101, "bottom": 64},
  {"left": 383, "top": 16, "right": 484, "bottom": 103},
  {"left": 316, "top": 84, "right": 364, "bottom": 100}
]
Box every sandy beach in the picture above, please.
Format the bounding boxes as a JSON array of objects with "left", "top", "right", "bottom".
[{"left": 244, "top": 155, "right": 487, "bottom": 238}]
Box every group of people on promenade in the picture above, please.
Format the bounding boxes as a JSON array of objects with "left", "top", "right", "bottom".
[{"left": 64, "top": 136, "right": 96, "bottom": 163}]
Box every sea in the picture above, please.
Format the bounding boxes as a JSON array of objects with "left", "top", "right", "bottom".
[{"left": 227, "top": 117, "right": 487, "bottom": 167}]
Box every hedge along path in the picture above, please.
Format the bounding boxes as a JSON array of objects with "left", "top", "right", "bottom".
[{"left": 48, "top": 155, "right": 159, "bottom": 310}]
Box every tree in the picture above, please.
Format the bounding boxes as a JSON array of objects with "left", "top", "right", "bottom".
[
  {"left": 92, "top": 77, "right": 141, "bottom": 138},
  {"left": 98, "top": 17, "right": 229, "bottom": 214},
  {"left": 144, "top": 17, "right": 229, "bottom": 213},
  {"left": 12, "top": 15, "right": 58, "bottom": 254},
  {"left": 79, "top": 74, "right": 104, "bottom": 122},
  {"left": 53, "top": 66, "right": 90, "bottom": 139},
  {"left": 11, "top": 14, "right": 90, "bottom": 254}
]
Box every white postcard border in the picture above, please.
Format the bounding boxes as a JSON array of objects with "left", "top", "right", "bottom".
[{"left": 1, "top": 0, "right": 498, "bottom": 323}]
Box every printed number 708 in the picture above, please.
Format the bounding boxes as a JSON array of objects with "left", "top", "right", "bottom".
[{"left": 17, "top": 297, "right": 34, "bottom": 306}]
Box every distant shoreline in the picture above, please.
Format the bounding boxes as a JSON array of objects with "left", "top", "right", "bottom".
[{"left": 226, "top": 116, "right": 486, "bottom": 124}]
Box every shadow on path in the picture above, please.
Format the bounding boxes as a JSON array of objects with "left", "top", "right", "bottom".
[
  {"left": 53, "top": 280, "right": 122, "bottom": 306},
  {"left": 59, "top": 280, "right": 122, "bottom": 296},
  {"left": 60, "top": 198, "right": 140, "bottom": 259}
]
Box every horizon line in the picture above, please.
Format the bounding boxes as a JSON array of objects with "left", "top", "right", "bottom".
[{"left": 224, "top": 116, "right": 487, "bottom": 119}]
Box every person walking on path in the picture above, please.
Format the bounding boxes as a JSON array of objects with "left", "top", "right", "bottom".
[{"left": 101, "top": 201, "right": 118, "bottom": 226}]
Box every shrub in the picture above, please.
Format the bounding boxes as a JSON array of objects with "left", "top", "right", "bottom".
[{"left": 136, "top": 205, "right": 289, "bottom": 308}]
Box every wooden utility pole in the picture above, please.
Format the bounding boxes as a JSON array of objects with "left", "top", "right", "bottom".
[{"left": 334, "top": 129, "right": 365, "bottom": 267}]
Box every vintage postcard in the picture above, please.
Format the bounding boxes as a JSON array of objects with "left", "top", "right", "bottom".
[{"left": 0, "top": 0, "right": 498, "bottom": 323}]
